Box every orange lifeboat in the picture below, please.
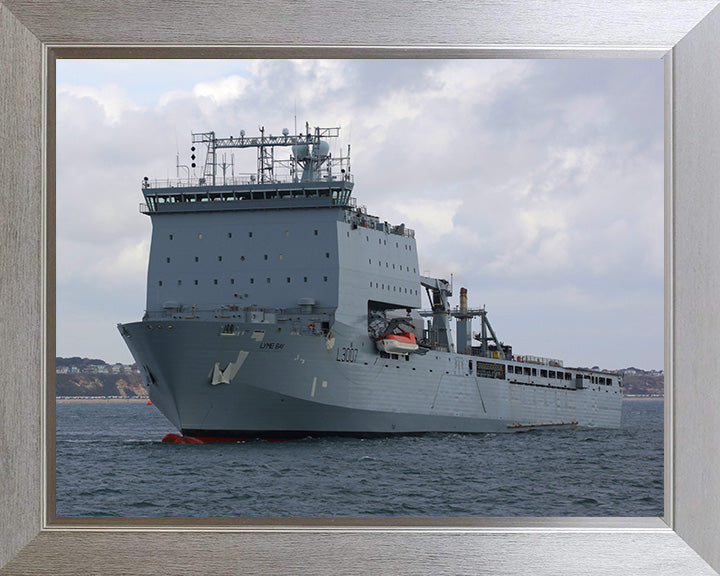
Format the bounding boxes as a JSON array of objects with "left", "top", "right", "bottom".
[{"left": 376, "top": 332, "right": 419, "bottom": 355}]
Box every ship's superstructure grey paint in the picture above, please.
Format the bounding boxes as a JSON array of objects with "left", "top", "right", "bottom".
[{"left": 120, "top": 125, "right": 622, "bottom": 439}]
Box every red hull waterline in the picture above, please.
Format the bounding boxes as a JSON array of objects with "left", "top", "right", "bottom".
[{"left": 161, "top": 433, "right": 290, "bottom": 444}]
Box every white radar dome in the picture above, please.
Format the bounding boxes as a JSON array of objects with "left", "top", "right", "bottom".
[{"left": 313, "top": 140, "right": 330, "bottom": 157}]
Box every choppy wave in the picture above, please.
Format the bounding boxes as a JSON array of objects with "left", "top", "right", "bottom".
[{"left": 55, "top": 400, "right": 663, "bottom": 517}]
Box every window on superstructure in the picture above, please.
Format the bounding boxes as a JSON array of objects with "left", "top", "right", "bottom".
[
  {"left": 541, "top": 369, "right": 548, "bottom": 377},
  {"left": 549, "top": 370, "right": 556, "bottom": 378},
  {"left": 523, "top": 367, "right": 531, "bottom": 376}
]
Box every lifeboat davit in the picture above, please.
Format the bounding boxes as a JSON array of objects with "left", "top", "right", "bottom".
[{"left": 376, "top": 332, "right": 419, "bottom": 355}]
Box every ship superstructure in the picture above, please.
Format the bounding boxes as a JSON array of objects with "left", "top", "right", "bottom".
[{"left": 119, "top": 124, "right": 622, "bottom": 440}]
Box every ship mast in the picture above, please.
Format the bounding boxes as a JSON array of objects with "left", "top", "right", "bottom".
[{"left": 191, "top": 124, "right": 347, "bottom": 185}]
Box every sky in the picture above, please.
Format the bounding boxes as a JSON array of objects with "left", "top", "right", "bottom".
[{"left": 56, "top": 59, "right": 664, "bottom": 370}]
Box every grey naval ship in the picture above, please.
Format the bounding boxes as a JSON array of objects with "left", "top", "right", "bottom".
[{"left": 118, "top": 124, "right": 623, "bottom": 442}]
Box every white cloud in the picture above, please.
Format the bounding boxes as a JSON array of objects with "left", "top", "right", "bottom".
[
  {"left": 57, "top": 83, "right": 137, "bottom": 124},
  {"left": 192, "top": 74, "right": 250, "bottom": 104}
]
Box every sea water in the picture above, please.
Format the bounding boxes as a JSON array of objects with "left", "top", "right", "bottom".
[{"left": 55, "top": 399, "right": 662, "bottom": 517}]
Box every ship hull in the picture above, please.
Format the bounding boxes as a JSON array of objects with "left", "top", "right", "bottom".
[{"left": 119, "top": 319, "right": 622, "bottom": 439}]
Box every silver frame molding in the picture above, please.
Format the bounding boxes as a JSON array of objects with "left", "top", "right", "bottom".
[{"left": 2, "top": 1, "right": 720, "bottom": 574}]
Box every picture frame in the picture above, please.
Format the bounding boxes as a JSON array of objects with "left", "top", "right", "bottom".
[{"left": 2, "top": 1, "right": 720, "bottom": 574}]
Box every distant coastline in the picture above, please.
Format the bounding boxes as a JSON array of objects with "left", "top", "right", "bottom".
[{"left": 54, "top": 356, "right": 664, "bottom": 399}]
